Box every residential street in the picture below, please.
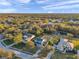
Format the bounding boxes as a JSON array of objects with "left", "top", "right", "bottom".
[{"left": 0, "top": 42, "right": 36, "bottom": 59}]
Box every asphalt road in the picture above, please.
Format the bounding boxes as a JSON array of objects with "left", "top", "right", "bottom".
[{"left": 0, "top": 42, "right": 36, "bottom": 59}]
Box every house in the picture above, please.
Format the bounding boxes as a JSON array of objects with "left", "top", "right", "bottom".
[
  {"left": 55, "top": 38, "right": 74, "bottom": 53},
  {"left": 66, "top": 42, "right": 74, "bottom": 51},
  {"left": 58, "top": 31, "right": 68, "bottom": 35},
  {"left": 40, "top": 22, "right": 53, "bottom": 29},
  {"left": 69, "top": 18, "right": 79, "bottom": 23},
  {"left": 0, "top": 34, "right": 4, "bottom": 39},
  {"left": 77, "top": 50, "right": 79, "bottom": 56},
  {"left": 34, "top": 37, "right": 47, "bottom": 47},
  {"left": 52, "top": 18, "right": 63, "bottom": 23},
  {"left": 22, "top": 32, "right": 35, "bottom": 42}
]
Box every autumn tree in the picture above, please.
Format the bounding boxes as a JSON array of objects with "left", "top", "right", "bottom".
[
  {"left": 48, "top": 35, "right": 60, "bottom": 45},
  {"left": 28, "top": 23, "right": 43, "bottom": 36},
  {"left": 5, "top": 51, "right": 14, "bottom": 59},
  {"left": 0, "top": 24, "right": 5, "bottom": 29},
  {"left": 0, "top": 48, "right": 22, "bottom": 59},
  {"left": 43, "top": 19, "right": 49, "bottom": 24},
  {"left": 13, "top": 33, "right": 22, "bottom": 43},
  {"left": 0, "top": 48, "right": 5, "bottom": 57},
  {"left": 26, "top": 41, "right": 35, "bottom": 48},
  {"left": 8, "top": 27, "right": 16, "bottom": 32},
  {"left": 5, "top": 34, "right": 14, "bottom": 40}
]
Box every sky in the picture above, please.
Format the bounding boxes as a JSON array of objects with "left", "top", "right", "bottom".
[{"left": 0, "top": 0, "right": 79, "bottom": 13}]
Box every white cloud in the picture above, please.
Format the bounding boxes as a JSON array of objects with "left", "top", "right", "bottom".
[
  {"left": 42, "top": 0, "right": 79, "bottom": 13},
  {"left": 0, "top": 9, "right": 16, "bottom": 13},
  {"left": 36, "top": 0, "right": 48, "bottom": 3},
  {"left": 0, "top": 0, "right": 11, "bottom": 6},
  {"left": 17, "top": 0, "right": 31, "bottom": 3},
  {"left": 43, "top": 4, "right": 79, "bottom": 10},
  {"left": 47, "top": 11, "right": 53, "bottom": 13},
  {"left": 42, "top": 0, "right": 79, "bottom": 10}
]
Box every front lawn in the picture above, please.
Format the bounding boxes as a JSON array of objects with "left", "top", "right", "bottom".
[
  {"left": 3, "top": 39, "right": 14, "bottom": 45},
  {"left": 22, "top": 46, "right": 38, "bottom": 54},
  {"left": 38, "top": 45, "right": 52, "bottom": 58},
  {"left": 12, "top": 42, "right": 26, "bottom": 49}
]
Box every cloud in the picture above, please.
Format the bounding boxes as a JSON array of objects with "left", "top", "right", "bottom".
[
  {"left": 42, "top": 0, "right": 79, "bottom": 10},
  {"left": 46, "top": 8, "right": 79, "bottom": 13},
  {"left": 47, "top": 11, "right": 53, "bottom": 13},
  {"left": 0, "top": 0, "right": 11, "bottom": 6},
  {"left": 17, "top": 0, "right": 31, "bottom": 3},
  {"left": 0, "top": 9, "right": 16, "bottom": 13},
  {"left": 41, "top": 0, "right": 79, "bottom": 13},
  {"left": 47, "top": 9, "right": 79, "bottom": 13},
  {"left": 43, "top": 4, "right": 79, "bottom": 10},
  {"left": 35, "top": 0, "right": 48, "bottom": 3}
]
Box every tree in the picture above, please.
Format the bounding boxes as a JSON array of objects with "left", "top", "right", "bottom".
[
  {"left": 67, "top": 33, "right": 73, "bottom": 37},
  {"left": 13, "top": 33, "right": 22, "bottom": 43},
  {"left": 0, "top": 24, "right": 5, "bottom": 29},
  {"left": 0, "top": 48, "right": 5, "bottom": 57},
  {"left": 8, "top": 27, "right": 16, "bottom": 32},
  {"left": 48, "top": 36, "right": 60, "bottom": 45},
  {"left": 28, "top": 24, "right": 43, "bottom": 36},
  {"left": 5, "top": 51, "right": 14, "bottom": 59},
  {"left": 44, "top": 26, "right": 56, "bottom": 34},
  {"left": 36, "top": 26, "right": 43, "bottom": 36},
  {"left": 0, "top": 48, "right": 22, "bottom": 59},
  {"left": 43, "top": 19, "right": 49, "bottom": 24},
  {"left": 26, "top": 41, "right": 35, "bottom": 48},
  {"left": 0, "top": 24, "right": 5, "bottom": 33},
  {"left": 5, "top": 34, "right": 14, "bottom": 40}
]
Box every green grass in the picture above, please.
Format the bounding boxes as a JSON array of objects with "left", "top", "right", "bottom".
[
  {"left": 22, "top": 46, "right": 38, "bottom": 54},
  {"left": 13, "top": 56, "right": 22, "bottom": 59},
  {"left": 12, "top": 42, "right": 38, "bottom": 54},
  {"left": 12, "top": 42, "right": 26, "bottom": 49},
  {"left": 3, "top": 39, "right": 14, "bottom": 45}
]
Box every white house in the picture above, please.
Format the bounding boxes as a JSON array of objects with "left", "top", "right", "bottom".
[
  {"left": 34, "top": 37, "right": 47, "bottom": 47},
  {"left": 77, "top": 50, "right": 79, "bottom": 59},
  {"left": 23, "top": 34, "right": 35, "bottom": 41},
  {"left": 56, "top": 38, "right": 74, "bottom": 53},
  {"left": 66, "top": 42, "right": 74, "bottom": 51},
  {"left": 22, "top": 32, "right": 35, "bottom": 43}
]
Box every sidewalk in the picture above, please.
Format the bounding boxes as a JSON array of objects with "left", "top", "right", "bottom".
[
  {"left": 45, "top": 51, "right": 53, "bottom": 59},
  {"left": 32, "top": 49, "right": 41, "bottom": 57}
]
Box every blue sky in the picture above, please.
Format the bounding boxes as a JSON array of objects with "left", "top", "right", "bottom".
[{"left": 0, "top": 0, "right": 79, "bottom": 13}]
